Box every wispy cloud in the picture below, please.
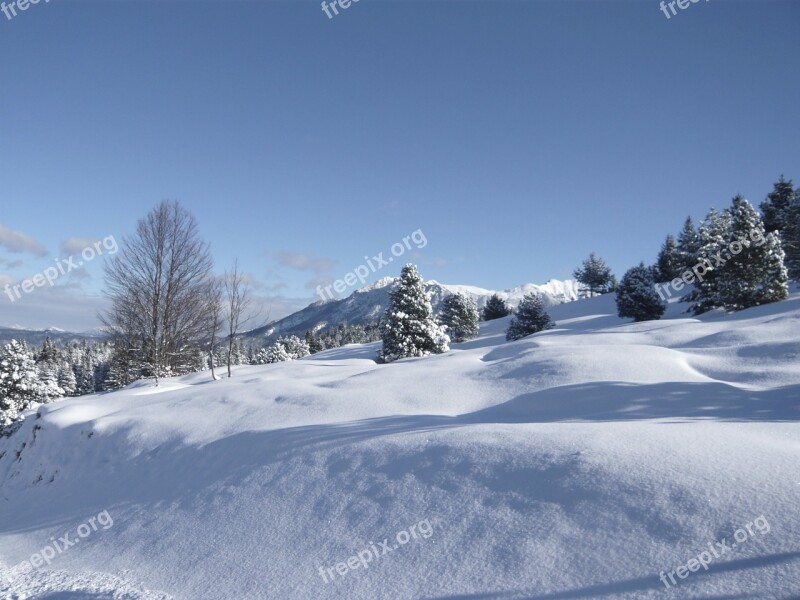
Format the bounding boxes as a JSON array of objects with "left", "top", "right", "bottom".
[
  {"left": 67, "top": 269, "right": 93, "bottom": 283},
  {"left": 261, "top": 281, "right": 288, "bottom": 293},
  {"left": 0, "top": 258, "right": 23, "bottom": 269},
  {"left": 277, "top": 252, "right": 336, "bottom": 273},
  {"left": 0, "top": 285, "right": 108, "bottom": 331},
  {"left": 250, "top": 293, "right": 314, "bottom": 324},
  {"left": 0, "top": 224, "right": 47, "bottom": 256},
  {"left": 304, "top": 275, "right": 334, "bottom": 291},
  {"left": 59, "top": 237, "right": 100, "bottom": 256}
]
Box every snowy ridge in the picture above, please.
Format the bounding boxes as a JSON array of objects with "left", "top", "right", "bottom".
[
  {"left": 0, "top": 326, "right": 105, "bottom": 348},
  {"left": 247, "top": 277, "right": 580, "bottom": 341}
]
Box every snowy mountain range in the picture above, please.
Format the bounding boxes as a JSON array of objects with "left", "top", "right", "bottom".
[
  {"left": 0, "top": 278, "right": 580, "bottom": 348},
  {"left": 244, "top": 277, "right": 581, "bottom": 341},
  {"left": 0, "top": 326, "right": 106, "bottom": 348}
]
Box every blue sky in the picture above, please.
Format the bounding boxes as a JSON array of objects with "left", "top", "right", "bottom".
[{"left": 1, "top": 0, "right": 798, "bottom": 330}]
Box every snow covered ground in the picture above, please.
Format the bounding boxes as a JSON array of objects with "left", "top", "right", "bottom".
[{"left": 1, "top": 289, "right": 799, "bottom": 599}]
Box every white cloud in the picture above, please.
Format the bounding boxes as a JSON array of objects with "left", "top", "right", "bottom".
[
  {"left": 304, "top": 275, "right": 334, "bottom": 291},
  {"left": 0, "top": 224, "right": 47, "bottom": 256},
  {"left": 0, "top": 285, "right": 108, "bottom": 331},
  {"left": 59, "top": 237, "right": 100, "bottom": 256}
]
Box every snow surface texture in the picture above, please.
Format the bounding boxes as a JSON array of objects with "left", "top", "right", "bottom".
[{"left": 1, "top": 288, "right": 799, "bottom": 599}]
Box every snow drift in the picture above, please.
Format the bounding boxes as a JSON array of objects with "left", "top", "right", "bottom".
[{"left": 1, "top": 289, "right": 799, "bottom": 599}]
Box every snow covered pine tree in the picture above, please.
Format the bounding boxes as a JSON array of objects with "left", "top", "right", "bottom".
[
  {"left": 0, "top": 340, "right": 44, "bottom": 431},
  {"left": 506, "top": 293, "right": 555, "bottom": 341},
  {"left": 439, "top": 292, "right": 479, "bottom": 342},
  {"left": 760, "top": 176, "right": 800, "bottom": 281},
  {"left": 692, "top": 207, "right": 732, "bottom": 315},
  {"left": 677, "top": 216, "right": 702, "bottom": 273},
  {"left": 380, "top": 264, "right": 449, "bottom": 362},
  {"left": 715, "top": 195, "right": 788, "bottom": 311},
  {"left": 653, "top": 235, "right": 682, "bottom": 283},
  {"left": 616, "top": 263, "right": 666, "bottom": 322}
]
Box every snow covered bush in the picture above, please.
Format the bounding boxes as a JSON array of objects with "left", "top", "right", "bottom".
[
  {"left": 277, "top": 335, "right": 311, "bottom": 359},
  {"left": 380, "top": 264, "right": 449, "bottom": 363},
  {"left": 439, "top": 292, "right": 479, "bottom": 342},
  {"left": 505, "top": 293, "right": 554, "bottom": 341},
  {"left": 0, "top": 340, "right": 44, "bottom": 430},
  {"left": 616, "top": 263, "right": 666, "bottom": 322},
  {"left": 255, "top": 335, "right": 310, "bottom": 364},
  {"left": 256, "top": 344, "right": 290, "bottom": 364}
]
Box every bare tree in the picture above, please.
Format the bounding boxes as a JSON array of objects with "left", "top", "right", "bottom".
[
  {"left": 223, "top": 259, "right": 253, "bottom": 378},
  {"left": 205, "top": 276, "right": 223, "bottom": 381},
  {"left": 102, "top": 200, "right": 213, "bottom": 386}
]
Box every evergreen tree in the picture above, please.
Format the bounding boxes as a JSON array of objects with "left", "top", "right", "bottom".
[
  {"left": 760, "top": 175, "right": 795, "bottom": 234},
  {"left": 38, "top": 337, "right": 59, "bottom": 364},
  {"left": 439, "top": 293, "right": 479, "bottom": 343},
  {"left": 105, "top": 340, "right": 139, "bottom": 390},
  {"left": 305, "top": 329, "right": 324, "bottom": 354},
  {"left": 35, "top": 337, "right": 63, "bottom": 401},
  {"left": 254, "top": 335, "right": 311, "bottom": 364},
  {"left": 92, "top": 361, "right": 110, "bottom": 392},
  {"left": 380, "top": 264, "right": 449, "bottom": 363},
  {"left": 57, "top": 360, "right": 78, "bottom": 396},
  {"left": 653, "top": 234, "right": 682, "bottom": 283},
  {"left": 255, "top": 343, "right": 291, "bottom": 364},
  {"left": 616, "top": 263, "right": 666, "bottom": 322},
  {"left": 482, "top": 294, "right": 510, "bottom": 321},
  {"left": 228, "top": 339, "right": 248, "bottom": 366},
  {"left": 573, "top": 252, "right": 614, "bottom": 296},
  {"left": 0, "top": 340, "right": 43, "bottom": 429},
  {"left": 784, "top": 187, "right": 800, "bottom": 281},
  {"left": 344, "top": 325, "right": 367, "bottom": 345},
  {"left": 313, "top": 322, "right": 382, "bottom": 350},
  {"left": 692, "top": 208, "right": 732, "bottom": 314},
  {"left": 37, "top": 362, "right": 63, "bottom": 402},
  {"left": 74, "top": 352, "right": 96, "bottom": 396},
  {"left": 334, "top": 323, "right": 347, "bottom": 346},
  {"left": 277, "top": 335, "right": 311, "bottom": 359},
  {"left": 677, "top": 216, "right": 702, "bottom": 272},
  {"left": 715, "top": 195, "right": 788, "bottom": 311},
  {"left": 505, "top": 293, "right": 554, "bottom": 341}
]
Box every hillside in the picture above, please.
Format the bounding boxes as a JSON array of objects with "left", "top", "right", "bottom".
[
  {"left": 1, "top": 288, "right": 799, "bottom": 599},
  {"left": 246, "top": 277, "right": 580, "bottom": 342}
]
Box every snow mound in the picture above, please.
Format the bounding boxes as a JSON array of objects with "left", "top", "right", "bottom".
[{"left": 1, "top": 289, "right": 799, "bottom": 598}]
